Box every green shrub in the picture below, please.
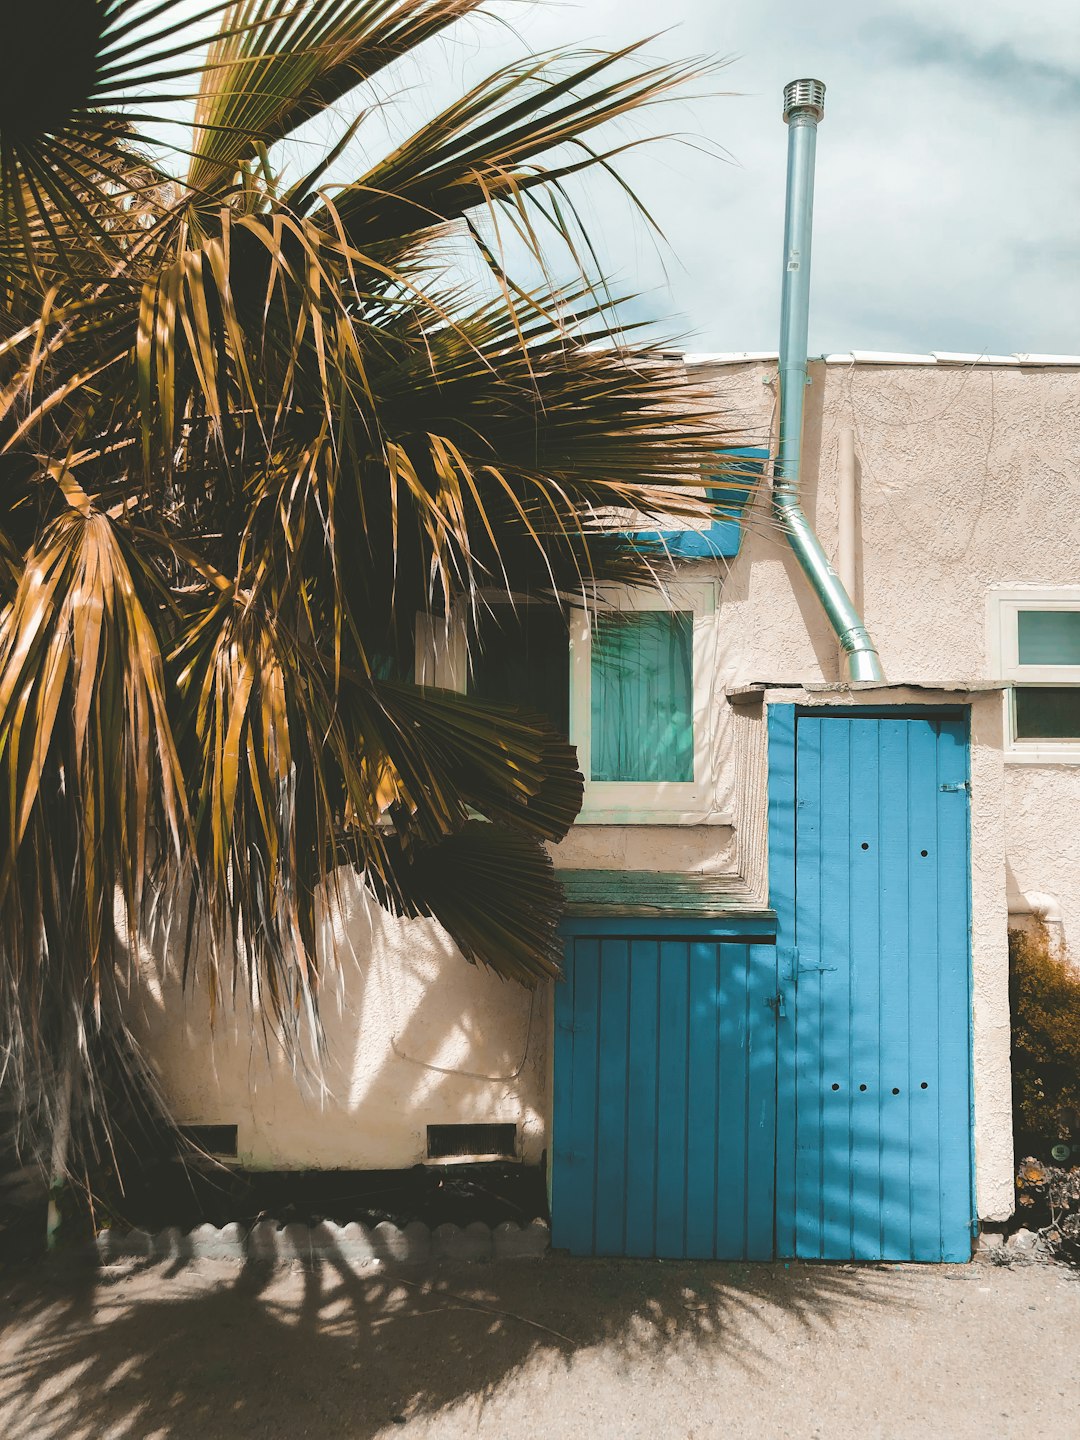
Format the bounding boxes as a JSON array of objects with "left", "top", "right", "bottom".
[{"left": 1009, "top": 923, "right": 1080, "bottom": 1152}]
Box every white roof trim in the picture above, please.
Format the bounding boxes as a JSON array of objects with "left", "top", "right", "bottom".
[
  {"left": 681, "top": 350, "right": 1080, "bottom": 369},
  {"left": 825, "top": 351, "right": 935, "bottom": 365},
  {"left": 932, "top": 352, "right": 1020, "bottom": 365},
  {"left": 683, "top": 351, "right": 779, "bottom": 366},
  {"left": 824, "top": 350, "right": 1080, "bottom": 368}
]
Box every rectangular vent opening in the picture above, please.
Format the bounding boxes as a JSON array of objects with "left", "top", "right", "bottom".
[
  {"left": 426, "top": 1123, "right": 517, "bottom": 1162},
  {"left": 179, "top": 1124, "right": 238, "bottom": 1159}
]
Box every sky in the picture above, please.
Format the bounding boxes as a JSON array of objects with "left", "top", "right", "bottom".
[
  {"left": 460, "top": 0, "right": 1080, "bottom": 357},
  {"left": 167, "top": 0, "right": 1080, "bottom": 358}
]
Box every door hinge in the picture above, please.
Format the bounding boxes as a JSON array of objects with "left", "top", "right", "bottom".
[{"left": 939, "top": 780, "right": 970, "bottom": 793}]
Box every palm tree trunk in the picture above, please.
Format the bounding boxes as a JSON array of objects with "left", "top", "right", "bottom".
[{"left": 45, "top": 1012, "right": 77, "bottom": 1251}]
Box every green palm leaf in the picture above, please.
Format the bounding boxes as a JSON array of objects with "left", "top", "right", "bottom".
[{"left": 187, "top": 0, "right": 486, "bottom": 199}]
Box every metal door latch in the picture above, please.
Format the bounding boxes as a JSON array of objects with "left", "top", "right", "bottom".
[
  {"left": 766, "top": 991, "right": 787, "bottom": 1019},
  {"left": 939, "top": 780, "right": 969, "bottom": 793},
  {"left": 783, "top": 945, "right": 835, "bottom": 977}
]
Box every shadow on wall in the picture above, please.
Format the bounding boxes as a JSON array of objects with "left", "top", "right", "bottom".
[
  {"left": 0, "top": 1252, "right": 909, "bottom": 1440},
  {"left": 126, "top": 872, "right": 547, "bottom": 1172}
]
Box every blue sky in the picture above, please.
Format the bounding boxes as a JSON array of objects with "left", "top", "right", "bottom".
[{"left": 169, "top": 0, "right": 1080, "bottom": 357}]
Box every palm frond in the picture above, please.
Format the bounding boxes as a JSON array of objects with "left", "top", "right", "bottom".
[
  {"left": 187, "top": 0, "right": 485, "bottom": 200},
  {"left": 0, "top": 497, "right": 190, "bottom": 1188},
  {"left": 0, "top": 1, "right": 233, "bottom": 287},
  {"left": 372, "top": 820, "right": 566, "bottom": 983},
  {"left": 322, "top": 42, "right": 711, "bottom": 250}
]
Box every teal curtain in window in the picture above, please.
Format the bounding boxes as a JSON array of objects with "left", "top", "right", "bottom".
[
  {"left": 590, "top": 612, "right": 694, "bottom": 782},
  {"left": 1018, "top": 610, "right": 1080, "bottom": 666}
]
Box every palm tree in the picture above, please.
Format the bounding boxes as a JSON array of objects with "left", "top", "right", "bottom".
[{"left": 0, "top": 0, "right": 738, "bottom": 1217}]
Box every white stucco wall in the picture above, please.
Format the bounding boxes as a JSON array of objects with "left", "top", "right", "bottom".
[
  {"left": 130, "top": 873, "right": 546, "bottom": 1170},
  {"left": 135, "top": 356, "right": 1080, "bottom": 1222}
]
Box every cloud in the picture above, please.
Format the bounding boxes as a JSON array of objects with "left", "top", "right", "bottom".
[{"left": 863, "top": 18, "right": 1080, "bottom": 111}]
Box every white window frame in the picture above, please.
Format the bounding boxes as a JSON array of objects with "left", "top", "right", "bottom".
[
  {"left": 987, "top": 585, "right": 1080, "bottom": 763},
  {"left": 416, "top": 580, "right": 728, "bottom": 824}
]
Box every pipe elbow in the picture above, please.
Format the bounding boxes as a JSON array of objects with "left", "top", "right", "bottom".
[
  {"left": 846, "top": 649, "right": 885, "bottom": 683},
  {"left": 836, "top": 625, "right": 885, "bottom": 683}
]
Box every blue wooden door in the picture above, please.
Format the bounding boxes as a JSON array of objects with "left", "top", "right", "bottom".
[
  {"left": 551, "top": 936, "right": 778, "bottom": 1258},
  {"left": 777, "top": 714, "right": 974, "bottom": 1261}
]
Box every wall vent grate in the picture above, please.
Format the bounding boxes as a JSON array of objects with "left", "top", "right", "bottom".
[
  {"left": 426, "top": 1123, "right": 517, "bottom": 1162},
  {"left": 179, "top": 1124, "right": 238, "bottom": 1158}
]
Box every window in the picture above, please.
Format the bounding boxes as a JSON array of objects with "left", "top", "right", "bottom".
[
  {"left": 988, "top": 587, "right": 1080, "bottom": 759},
  {"left": 419, "top": 581, "right": 723, "bottom": 823},
  {"left": 572, "top": 583, "right": 718, "bottom": 820}
]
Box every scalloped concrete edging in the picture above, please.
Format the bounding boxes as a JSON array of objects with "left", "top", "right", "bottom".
[{"left": 93, "top": 1217, "right": 550, "bottom": 1266}]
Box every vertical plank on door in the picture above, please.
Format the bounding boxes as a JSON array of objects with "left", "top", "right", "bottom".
[
  {"left": 848, "top": 717, "right": 885, "bottom": 1259},
  {"left": 907, "top": 718, "right": 943, "bottom": 1259},
  {"left": 685, "top": 941, "right": 721, "bottom": 1258},
  {"left": 593, "top": 939, "right": 631, "bottom": 1255},
  {"left": 714, "top": 942, "right": 748, "bottom": 1255},
  {"left": 745, "top": 942, "right": 780, "bottom": 1260},
  {"left": 818, "top": 716, "right": 856, "bottom": 1259},
  {"left": 625, "top": 939, "right": 660, "bottom": 1256},
  {"left": 793, "top": 714, "right": 824, "bottom": 1257},
  {"left": 878, "top": 717, "right": 914, "bottom": 1259},
  {"left": 552, "top": 937, "right": 599, "bottom": 1254},
  {"left": 655, "top": 940, "right": 690, "bottom": 1256}
]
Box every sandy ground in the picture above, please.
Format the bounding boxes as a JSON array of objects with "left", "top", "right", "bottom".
[{"left": 0, "top": 1252, "right": 1076, "bottom": 1440}]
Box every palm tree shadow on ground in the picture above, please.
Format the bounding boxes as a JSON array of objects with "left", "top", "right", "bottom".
[{"left": 0, "top": 1250, "right": 910, "bottom": 1439}]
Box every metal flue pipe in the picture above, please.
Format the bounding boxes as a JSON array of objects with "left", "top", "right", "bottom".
[{"left": 775, "top": 79, "right": 884, "bottom": 682}]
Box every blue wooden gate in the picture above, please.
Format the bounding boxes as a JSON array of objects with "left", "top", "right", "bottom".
[
  {"left": 551, "top": 931, "right": 778, "bottom": 1258},
  {"left": 774, "top": 711, "right": 975, "bottom": 1262}
]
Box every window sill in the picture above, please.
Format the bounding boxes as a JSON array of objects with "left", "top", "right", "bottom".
[
  {"left": 1005, "top": 746, "right": 1080, "bottom": 765},
  {"left": 575, "top": 809, "right": 733, "bottom": 826}
]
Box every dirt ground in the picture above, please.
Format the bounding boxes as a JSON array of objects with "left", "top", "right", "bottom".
[{"left": 0, "top": 1252, "right": 1076, "bottom": 1440}]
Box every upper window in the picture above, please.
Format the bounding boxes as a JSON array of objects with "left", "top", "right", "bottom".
[
  {"left": 988, "top": 587, "right": 1080, "bottom": 759},
  {"left": 571, "top": 583, "right": 718, "bottom": 821},
  {"left": 419, "top": 581, "right": 723, "bottom": 823}
]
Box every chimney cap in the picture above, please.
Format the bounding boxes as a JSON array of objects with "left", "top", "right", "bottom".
[{"left": 783, "top": 79, "right": 826, "bottom": 123}]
